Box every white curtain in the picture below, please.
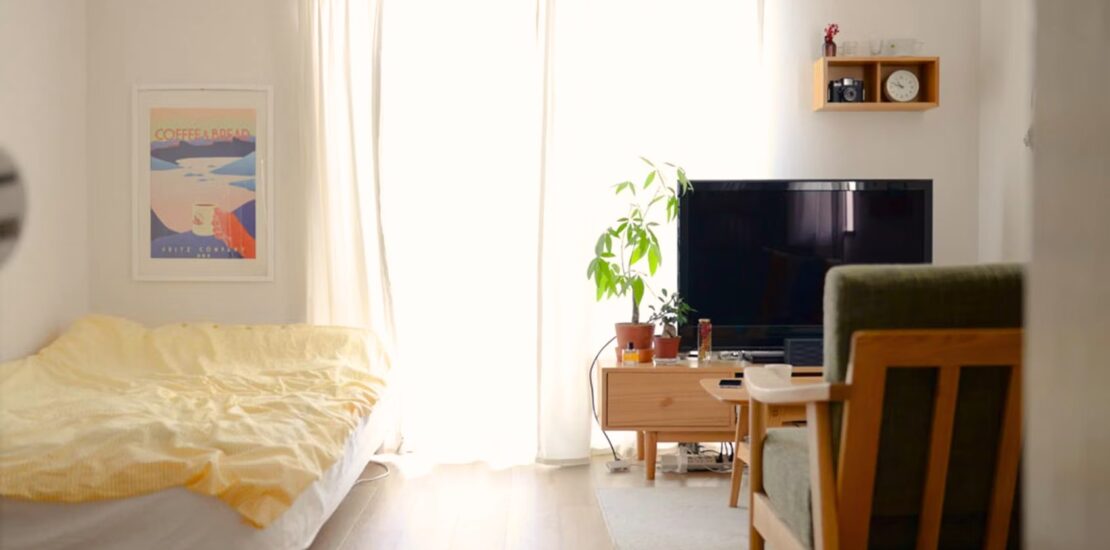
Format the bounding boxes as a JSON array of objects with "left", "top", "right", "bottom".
[
  {"left": 302, "top": 0, "right": 764, "bottom": 464},
  {"left": 540, "top": 0, "right": 766, "bottom": 460},
  {"left": 301, "top": 0, "right": 394, "bottom": 340}
]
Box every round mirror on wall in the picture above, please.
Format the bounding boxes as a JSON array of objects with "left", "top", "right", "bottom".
[{"left": 0, "top": 148, "right": 26, "bottom": 268}]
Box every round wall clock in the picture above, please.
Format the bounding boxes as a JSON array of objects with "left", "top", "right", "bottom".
[{"left": 884, "top": 69, "right": 920, "bottom": 102}]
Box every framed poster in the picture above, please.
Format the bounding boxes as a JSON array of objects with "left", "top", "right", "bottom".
[{"left": 133, "top": 85, "right": 273, "bottom": 281}]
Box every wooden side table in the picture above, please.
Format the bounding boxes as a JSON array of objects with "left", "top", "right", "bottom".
[
  {"left": 701, "top": 376, "right": 821, "bottom": 507},
  {"left": 599, "top": 361, "right": 745, "bottom": 480}
]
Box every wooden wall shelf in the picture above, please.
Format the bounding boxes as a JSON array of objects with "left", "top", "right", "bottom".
[{"left": 813, "top": 56, "right": 939, "bottom": 112}]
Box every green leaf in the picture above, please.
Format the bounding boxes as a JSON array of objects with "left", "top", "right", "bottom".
[
  {"left": 586, "top": 258, "right": 598, "bottom": 279},
  {"left": 631, "top": 277, "right": 645, "bottom": 307},
  {"left": 595, "top": 234, "right": 607, "bottom": 256},
  {"left": 595, "top": 263, "right": 611, "bottom": 300},
  {"left": 642, "top": 170, "right": 656, "bottom": 189},
  {"left": 677, "top": 168, "right": 691, "bottom": 193},
  {"left": 614, "top": 181, "right": 636, "bottom": 196},
  {"left": 639, "top": 156, "right": 655, "bottom": 168},
  {"left": 648, "top": 243, "right": 661, "bottom": 274},
  {"left": 629, "top": 240, "right": 647, "bottom": 266},
  {"left": 600, "top": 252, "right": 615, "bottom": 258},
  {"left": 615, "top": 222, "right": 628, "bottom": 235},
  {"left": 661, "top": 288, "right": 669, "bottom": 296},
  {"left": 604, "top": 233, "right": 613, "bottom": 253}
]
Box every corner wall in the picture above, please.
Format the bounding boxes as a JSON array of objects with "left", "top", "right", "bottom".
[
  {"left": 978, "top": 0, "right": 1034, "bottom": 262},
  {"left": 0, "top": 0, "right": 89, "bottom": 360},
  {"left": 1026, "top": 0, "right": 1110, "bottom": 543},
  {"left": 85, "top": 0, "right": 306, "bottom": 326}
]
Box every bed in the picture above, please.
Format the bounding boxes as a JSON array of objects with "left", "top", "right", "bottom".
[{"left": 0, "top": 316, "right": 393, "bottom": 550}]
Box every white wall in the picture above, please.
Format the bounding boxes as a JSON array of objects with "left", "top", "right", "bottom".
[
  {"left": 0, "top": 0, "right": 89, "bottom": 361},
  {"left": 762, "top": 0, "right": 982, "bottom": 264},
  {"left": 1026, "top": 0, "right": 1110, "bottom": 545},
  {"left": 85, "top": 0, "right": 306, "bottom": 326},
  {"left": 978, "top": 0, "right": 1034, "bottom": 262}
]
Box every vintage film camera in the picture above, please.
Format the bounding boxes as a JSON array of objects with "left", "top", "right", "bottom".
[{"left": 828, "top": 78, "right": 866, "bottom": 103}]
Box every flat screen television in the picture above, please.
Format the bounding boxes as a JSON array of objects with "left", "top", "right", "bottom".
[{"left": 677, "top": 180, "right": 932, "bottom": 350}]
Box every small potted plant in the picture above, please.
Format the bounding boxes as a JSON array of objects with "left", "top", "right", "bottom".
[
  {"left": 587, "top": 158, "right": 692, "bottom": 362},
  {"left": 648, "top": 289, "right": 694, "bottom": 362}
]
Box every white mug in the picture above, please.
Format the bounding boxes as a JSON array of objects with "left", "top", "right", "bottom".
[
  {"left": 192, "top": 203, "right": 216, "bottom": 236},
  {"left": 766, "top": 363, "right": 794, "bottom": 380}
]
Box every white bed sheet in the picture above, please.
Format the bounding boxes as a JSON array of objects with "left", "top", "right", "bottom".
[{"left": 0, "top": 392, "right": 394, "bottom": 550}]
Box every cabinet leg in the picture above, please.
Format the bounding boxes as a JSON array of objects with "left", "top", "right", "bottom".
[
  {"left": 645, "top": 431, "right": 658, "bottom": 480},
  {"left": 636, "top": 431, "right": 645, "bottom": 460}
]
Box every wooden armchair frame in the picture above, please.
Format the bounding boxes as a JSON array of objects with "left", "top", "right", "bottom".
[{"left": 746, "top": 329, "right": 1022, "bottom": 550}]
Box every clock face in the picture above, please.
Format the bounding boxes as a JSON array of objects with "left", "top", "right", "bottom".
[{"left": 885, "top": 70, "right": 920, "bottom": 102}]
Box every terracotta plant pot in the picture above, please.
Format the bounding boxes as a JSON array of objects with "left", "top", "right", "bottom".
[
  {"left": 614, "top": 322, "right": 655, "bottom": 363},
  {"left": 653, "top": 335, "right": 681, "bottom": 361}
]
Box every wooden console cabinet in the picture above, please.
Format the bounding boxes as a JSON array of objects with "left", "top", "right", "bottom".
[{"left": 599, "top": 361, "right": 820, "bottom": 480}]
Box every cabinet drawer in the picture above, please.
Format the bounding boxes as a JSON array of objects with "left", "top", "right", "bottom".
[{"left": 604, "top": 371, "right": 735, "bottom": 429}]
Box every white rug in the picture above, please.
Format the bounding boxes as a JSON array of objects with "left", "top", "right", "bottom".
[{"left": 596, "top": 486, "right": 749, "bottom": 550}]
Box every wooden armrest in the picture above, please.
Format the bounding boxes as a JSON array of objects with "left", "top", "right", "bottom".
[{"left": 744, "top": 369, "right": 849, "bottom": 404}]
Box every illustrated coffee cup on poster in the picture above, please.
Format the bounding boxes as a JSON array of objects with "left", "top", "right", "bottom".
[{"left": 192, "top": 203, "right": 216, "bottom": 236}]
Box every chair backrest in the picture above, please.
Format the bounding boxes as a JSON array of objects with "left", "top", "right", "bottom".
[
  {"left": 823, "top": 263, "right": 1024, "bottom": 385},
  {"left": 835, "top": 329, "right": 1021, "bottom": 550},
  {"left": 821, "top": 264, "right": 1024, "bottom": 549},
  {"left": 823, "top": 263, "right": 1023, "bottom": 454}
]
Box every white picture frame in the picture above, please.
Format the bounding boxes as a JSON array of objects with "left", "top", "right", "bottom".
[{"left": 132, "top": 85, "right": 274, "bottom": 281}]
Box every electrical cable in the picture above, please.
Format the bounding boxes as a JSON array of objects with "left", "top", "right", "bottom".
[
  {"left": 352, "top": 459, "right": 391, "bottom": 486},
  {"left": 589, "top": 335, "right": 619, "bottom": 461}
]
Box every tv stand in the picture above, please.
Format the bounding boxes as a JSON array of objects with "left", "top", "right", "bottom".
[{"left": 598, "top": 359, "right": 823, "bottom": 480}]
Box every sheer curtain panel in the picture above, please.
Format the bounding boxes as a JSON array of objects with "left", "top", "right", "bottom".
[
  {"left": 302, "top": 0, "right": 765, "bottom": 464},
  {"left": 300, "top": 0, "right": 395, "bottom": 341}
]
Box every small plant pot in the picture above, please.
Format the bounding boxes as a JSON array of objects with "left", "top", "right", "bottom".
[
  {"left": 614, "top": 322, "right": 655, "bottom": 363},
  {"left": 653, "top": 336, "right": 681, "bottom": 361}
]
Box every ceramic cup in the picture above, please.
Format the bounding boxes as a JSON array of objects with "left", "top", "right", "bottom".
[
  {"left": 766, "top": 363, "right": 794, "bottom": 380},
  {"left": 192, "top": 203, "right": 216, "bottom": 236},
  {"left": 882, "top": 38, "right": 924, "bottom": 56}
]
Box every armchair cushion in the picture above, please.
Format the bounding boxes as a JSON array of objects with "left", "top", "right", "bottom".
[
  {"left": 761, "top": 427, "right": 813, "bottom": 548},
  {"left": 822, "top": 264, "right": 1023, "bottom": 460},
  {"left": 823, "top": 263, "right": 1024, "bottom": 384}
]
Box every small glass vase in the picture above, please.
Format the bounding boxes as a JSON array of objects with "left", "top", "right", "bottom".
[{"left": 824, "top": 38, "right": 837, "bottom": 57}]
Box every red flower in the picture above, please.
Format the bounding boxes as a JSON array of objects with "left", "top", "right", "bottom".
[{"left": 824, "top": 23, "right": 840, "bottom": 41}]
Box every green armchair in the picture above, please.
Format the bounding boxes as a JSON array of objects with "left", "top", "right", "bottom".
[{"left": 746, "top": 264, "right": 1024, "bottom": 550}]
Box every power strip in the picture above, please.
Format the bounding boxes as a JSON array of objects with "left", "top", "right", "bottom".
[
  {"left": 660, "top": 452, "right": 725, "bottom": 473},
  {"left": 605, "top": 455, "right": 727, "bottom": 474},
  {"left": 605, "top": 459, "right": 635, "bottom": 473}
]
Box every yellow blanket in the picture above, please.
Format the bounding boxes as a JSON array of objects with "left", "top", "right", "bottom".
[{"left": 0, "top": 315, "right": 389, "bottom": 528}]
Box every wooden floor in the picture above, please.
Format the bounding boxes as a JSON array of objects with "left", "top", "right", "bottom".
[{"left": 310, "top": 453, "right": 735, "bottom": 550}]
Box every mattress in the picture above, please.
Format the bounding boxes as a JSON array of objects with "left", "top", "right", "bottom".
[{"left": 0, "top": 390, "right": 395, "bottom": 550}]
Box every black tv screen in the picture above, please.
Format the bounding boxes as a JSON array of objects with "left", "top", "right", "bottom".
[{"left": 677, "top": 180, "right": 932, "bottom": 350}]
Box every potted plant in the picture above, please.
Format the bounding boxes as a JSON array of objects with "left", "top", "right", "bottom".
[
  {"left": 648, "top": 289, "right": 694, "bottom": 362},
  {"left": 586, "top": 158, "right": 692, "bottom": 361}
]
